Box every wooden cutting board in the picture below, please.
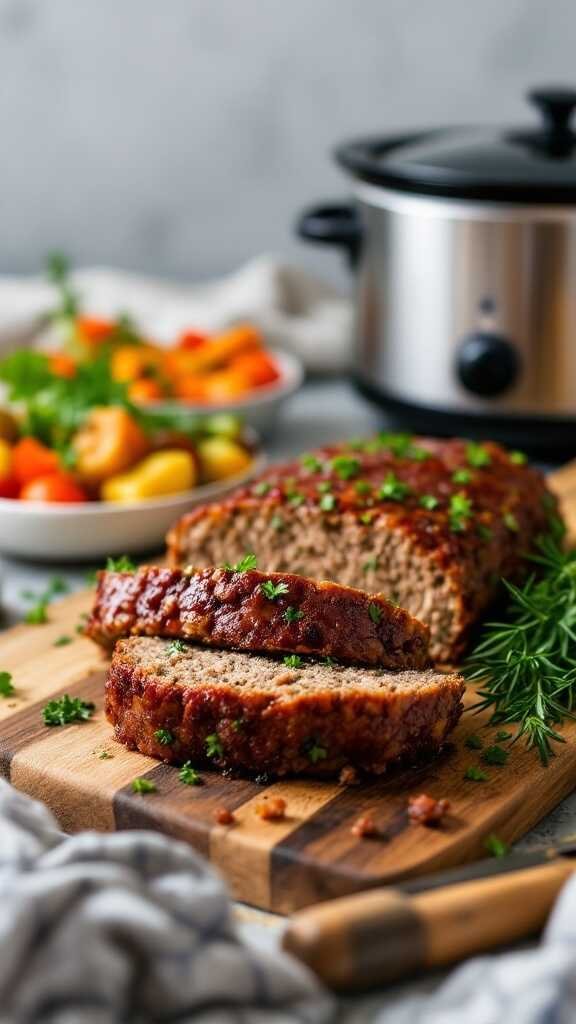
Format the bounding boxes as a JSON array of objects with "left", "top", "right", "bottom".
[{"left": 1, "top": 461, "right": 576, "bottom": 915}]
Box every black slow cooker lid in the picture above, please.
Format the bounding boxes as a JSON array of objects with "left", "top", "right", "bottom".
[{"left": 336, "top": 87, "right": 576, "bottom": 203}]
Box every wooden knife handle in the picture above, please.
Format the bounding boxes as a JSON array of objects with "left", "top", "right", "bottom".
[{"left": 282, "top": 860, "right": 576, "bottom": 992}]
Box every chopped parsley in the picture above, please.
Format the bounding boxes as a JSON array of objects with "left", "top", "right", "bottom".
[
  {"left": 496, "top": 730, "right": 512, "bottom": 741},
  {"left": 106, "top": 555, "right": 137, "bottom": 573},
  {"left": 330, "top": 455, "right": 360, "bottom": 480},
  {"left": 376, "top": 432, "right": 429, "bottom": 460},
  {"left": 323, "top": 656, "right": 337, "bottom": 667},
  {"left": 420, "top": 494, "right": 439, "bottom": 511},
  {"left": 166, "top": 639, "right": 187, "bottom": 656},
  {"left": 464, "top": 766, "right": 489, "bottom": 782},
  {"left": 42, "top": 694, "right": 95, "bottom": 727},
  {"left": 271, "top": 515, "right": 285, "bottom": 532},
  {"left": 477, "top": 524, "right": 493, "bottom": 541},
  {"left": 53, "top": 635, "right": 73, "bottom": 647},
  {"left": 452, "top": 469, "right": 472, "bottom": 484},
  {"left": 252, "top": 481, "right": 271, "bottom": 496},
  {"left": 223, "top": 553, "right": 257, "bottom": 572},
  {"left": 98, "top": 750, "right": 113, "bottom": 760},
  {"left": 179, "top": 762, "right": 201, "bottom": 785},
  {"left": 485, "top": 834, "right": 509, "bottom": 858},
  {"left": 231, "top": 718, "right": 245, "bottom": 732},
  {"left": 25, "top": 603, "right": 49, "bottom": 625},
  {"left": 319, "top": 493, "right": 336, "bottom": 512},
  {"left": 306, "top": 739, "right": 328, "bottom": 764},
  {"left": 509, "top": 451, "right": 527, "bottom": 466},
  {"left": 0, "top": 672, "right": 15, "bottom": 697},
  {"left": 132, "top": 777, "right": 156, "bottom": 794},
  {"left": 283, "top": 654, "right": 303, "bottom": 668},
  {"left": 466, "top": 443, "right": 491, "bottom": 468},
  {"left": 283, "top": 606, "right": 304, "bottom": 623},
  {"left": 154, "top": 728, "right": 174, "bottom": 746},
  {"left": 261, "top": 579, "right": 289, "bottom": 600},
  {"left": 368, "top": 602, "right": 382, "bottom": 625},
  {"left": 355, "top": 479, "right": 372, "bottom": 496},
  {"left": 449, "top": 492, "right": 473, "bottom": 532},
  {"left": 317, "top": 481, "right": 332, "bottom": 494},
  {"left": 482, "top": 745, "right": 509, "bottom": 766},
  {"left": 378, "top": 472, "right": 410, "bottom": 502},
  {"left": 360, "top": 511, "right": 373, "bottom": 525},
  {"left": 362, "top": 557, "right": 379, "bottom": 573},
  {"left": 503, "top": 512, "right": 519, "bottom": 533},
  {"left": 287, "top": 490, "right": 305, "bottom": 507},
  {"left": 465, "top": 733, "right": 483, "bottom": 750},
  {"left": 300, "top": 453, "right": 323, "bottom": 473},
  {"left": 205, "top": 733, "right": 224, "bottom": 758}
]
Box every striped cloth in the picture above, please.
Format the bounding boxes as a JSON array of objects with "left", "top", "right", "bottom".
[{"left": 0, "top": 780, "right": 333, "bottom": 1024}]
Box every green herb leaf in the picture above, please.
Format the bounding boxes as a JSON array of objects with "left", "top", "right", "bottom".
[
  {"left": 323, "top": 656, "right": 337, "bottom": 667},
  {"left": 179, "top": 762, "right": 201, "bottom": 785},
  {"left": 106, "top": 555, "right": 137, "bottom": 573},
  {"left": 319, "top": 493, "right": 336, "bottom": 512},
  {"left": 449, "top": 492, "right": 473, "bottom": 532},
  {"left": 132, "top": 777, "right": 156, "bottom": 794},
  {"left": 330, "top": 455, "right": 360, "bottom": 480},
  {"left": 368, "top": 602, "right": 382, "bottom": 625},
  {"left": 283, "top": 654, "right": 303, "bottom": 668},
  {"left": 166, "top": 639, "right": 187, "bottom": 656},
  {"left": 355, "top": 480, "right": 372, "bottom": 495},
  {"left": 260, "top": 579, "right": 290, "bottom": 600},
  {"left": 205, "top": 733, "right": 224, "bottom": 758},
  {"left": 287, "top": 491, "right": 305, "bottom": 507},
  {"left": 0, "top": 672, "right": 15, "bottom": 697},
  {"left": 300, "top": 453, "right": 323, "bottom": 473},
  {"left": 477, "top": 524, "right": 493, "bottom": 541},
  {"left": 504, "top": 512, "right": 519, "bottom": 533},
  {"left": 98, "top": 751, "right": 113, "bottom": 760},
  {"left": 271, "top": 515, "right": 285, "bottom": 532},
  {"left": 283, "top": 606, "right": 304, "bottom": 624},
  {"left": 482, "top": 745, "right": 509, "bottom": 766},
  {"left": 154, "top": 728, "right": 174, "bottom": 746},
  {"left": 360, "top": 511, "right": 373, "bottom": 525},
  {"left": 43, "top": 695, "right": 95, "bottom": 727},
  {"left": 25, "top": 603, "right": 49, "bottom": 625},
  {"left": 464, "top": 766, "right": 489, "bottom": 782},
  {"left": 496, "top": 730, "right": 512, "bottom": 741},
  {"left": 53, "top": 635, "right": 73, "bottom": 647},
  {"left": 316, "top": 481, "right": 332, "bottom": 494},
  {"left": 466, "top": 442, "right": 491, "bottom": 468},
  {"left": 485, "top": 834, "right": 509, "bottom": 857},
  {"left": 420, "top": 494, "right": 439, "bottom": 511},
  {"left": 377, "top": 472, "right": 411, "bottom": 502},
  {"left": 362, "top": 557, "right": 379, "bottom": 573},
  {"left": 253, "top": 481, "right": 271, "bottom": 496},
  {"left": 223, "top": 553, "right": 257, "bottom": 573},
  {"left": 509, "top": 451, "right": 527, "bottom": 465},
  {"left": 465, "top": 733, "right": 483, "bottom": 750},
  {"left": 452, "top": 469, "right": 472, "bottom": 484},
  {"left": 306, "top": 739, "right": 328, "bottom": 764}
]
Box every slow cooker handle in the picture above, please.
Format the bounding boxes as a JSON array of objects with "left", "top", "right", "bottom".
[
  {"left": 296, "top": 202, "right": 362, "bottom": 268},
  {"left": 528, "top": 86, "right": 576, "bottom": 136}
]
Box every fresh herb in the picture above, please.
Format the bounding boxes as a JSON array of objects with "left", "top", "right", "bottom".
[
  {"left": 360, "top": 511, "right": 373, "bottom": 525},
  {"left": 166, "top": 639, "right": 187, "bottom": 656},
  {"left": 504, "top": 512, "right": 519, "bottom": 533},
  {"left": 287, "top": 490, "right": 305, "bottom": 507},
  {"left": 420, "top": 494, "right": 439, "bottom": 511},
  {"left": 485, "top": 834, "right": 509, "bottom": 858},
  {"left": 323, "top": 656, "right": 337, "bottom": 667},
  {"left": 53, "top": 635, "right": 73, "bottom": 647},
  {"left": 223, "top": 553, "right": 257, "bottom": 573},
  {"left": 42, "top": 695, "right": 95, "bottom": 727},
  {"left": 261, "top": 579, "right": 289, "bottom": 600},
  {"left": 253, "top": 481, "right": 271, "bottom": 496},
  {"left": 0, "top": 672, "right": 15, "bottom": 697},
  {"left": 154, "top": 728, "right": 174, "bottom": 746},
  {"left": 317, "top": 481, "right": 332, "bottom": 494},
  {"left": 510, "top": 451, "right": 527, "bottom": 466},
  {"left": 283, "top": 606, "right": 304, "bottom": 624},
  {"left": 25, "top": 604, "right": 49, "bottom": 625},
  {"left": 21, "top": 575, "right": 70, "bottom": 626},
  {"left": 482, "top": 745, "right": 509, "bottom": 766},
  {"left": 355, "top": 480, "right": 372, "bottom": 496},
  {"left": 179, "top": 762, "right": 201, "bottom": 785},
  {"left": 231, "top": 718, "right": 245, "bottom": 732},
  {"left": 477, "top": 524, "right": 493, "bottom": 541},
  {"left": 106, "top": 555, "right": 137, "bottom": 573},
  {"left": 301, "top": 453, "right": 323, "bottom": 473},
  {"left": 132, "top": 777, "right": 156, "bottom": 794},
  {"left": 319, "top": 493, "right": 336, "bottom": 512},
  {"left": 330, "top": 455, "right": 360, "bottom": 480},
  {"left": 466, "top": 442, "right": 491, "bottom": 468},
  {"left": 378, "top": 472, "right": 410, "bottom": 502},
  {"left": 205, "top": 733, "right": 224, "bottom": 758},
  {"left": 465, "top": 532, "right": 576, "bottom": 764},
  {"left": 271, "top": 514, "right": 285, "bottom": 532},
  {"left": 283, "top": 654, "right": 303, "bottom": 668},
  {"left": 375, "top": 432, "right": 429, "bottom": 461},
  {"left": 452, "top": 469, "right": 472, "bottom": 484},
  {"left": 465, "top": 733, "right": 483, "bottom": 750},
  {"left": 305, "top": 739, "right": 328, "bottom": 764},
  {"left": 368, "top": 602, "right": 382, "bottom": 625},
  {"left": 464, "top": 766, "right": 489, "bottom": 782},
  {"left": 47, "top": 576, "right": 69, "bottom": 595},
  {"left": 362, "top": 557, "right": 379, "bottom": 573},
  {"left": 98, "top": 751, "right": 113, "bottom": 760},
  {"left": 449, "top": 492, "right": 473, "bottom": 532},
  {"left": 496, "top": 730, "right": 512, "bottom": 741}
]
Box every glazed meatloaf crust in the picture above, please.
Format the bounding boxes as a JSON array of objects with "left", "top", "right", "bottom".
[
  {"left": 106, "top": 637, "right": 465, "bottom": 777},
  {"left": 87, "top": 566, "right": 430, "bottom": 669},
  {"left": 167, "top": 435, "right": 558, "bottom": 662}
]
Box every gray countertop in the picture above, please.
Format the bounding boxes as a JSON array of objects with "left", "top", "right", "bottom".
[{"left": 1, "top": 377, "right": 575, "bottom": 1019}]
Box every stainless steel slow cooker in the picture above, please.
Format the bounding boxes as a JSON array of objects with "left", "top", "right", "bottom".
[{"left": 298, "top": 87, "right": 576, "bottom": 451}]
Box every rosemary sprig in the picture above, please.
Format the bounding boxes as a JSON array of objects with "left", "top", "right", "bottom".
[{"left": 465, "top": 532, "right": 576, "bottom": 765}]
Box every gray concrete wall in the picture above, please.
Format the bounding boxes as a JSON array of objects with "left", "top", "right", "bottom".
[{"left": 0, "top": 0, "right": 573, "bottom": 283}]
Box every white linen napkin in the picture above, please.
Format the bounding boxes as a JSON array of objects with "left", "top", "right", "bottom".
[{"left": 0, "top": 258, "right": 353, "bottom": 372}]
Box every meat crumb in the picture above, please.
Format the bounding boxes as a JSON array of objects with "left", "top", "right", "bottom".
[
  {"left": 351, "top": 813, "right": 378, "bottom": 838},
  {"left": 407, "top": 793, "right": 450, "bottom": 826},
  {"left": 255, "top": 796, "right": 287, "bottom": 820},
  {"left": 339, "top": 765, "right": 359, "bottom": 786},
  {"left": 214, "top": 807, "right": 235, "bottom": 826},
  {"left": 272, "top": 671, "right": 298, "bottom": 686}
]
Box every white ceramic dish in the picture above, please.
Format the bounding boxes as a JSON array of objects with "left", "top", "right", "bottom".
[
  {"left": 143, "top": 349, "right": 304, "bottom": 436},
  {"left": 0, "top": 454, "right": 265, "bottom": 563}
]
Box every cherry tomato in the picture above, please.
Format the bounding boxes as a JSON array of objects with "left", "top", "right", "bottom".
[
  {"left": 49, "top": 353, "right": 77, "bottom": 379},
  {"left": 128, "top": 378, "right": 165, "bottom": 403},
  {"left": 230, "top": 351, "right": 280, "bottom": 387},
  {"left": 11, "top": 437, "right": 60, "bottom": 486},
  {"left": 177, "top": 329, "right": 208, "bottom": 351},
  {"left": 76, "top": 316, "right": 117, "bottom": 345},
  {"left": 21, "top": 473, "right": 88, "bottom": 503}
]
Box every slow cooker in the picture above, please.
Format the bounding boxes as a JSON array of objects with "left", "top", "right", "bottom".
[{"left": 298, "top": 87, "right": 576, "bottom": 452}]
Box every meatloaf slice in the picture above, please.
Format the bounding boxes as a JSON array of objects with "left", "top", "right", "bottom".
[
  {"left": 167, "top": 435, "right": 557, "bottom": 662},
  {"left": 106, "top": 637, "right": 465, "bottom": 778},
  {"left": 87, "top": 566, "right": 430, "bottom": 670}
]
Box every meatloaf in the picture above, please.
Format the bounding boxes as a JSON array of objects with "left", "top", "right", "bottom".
[
  {"left": 167, "top": 435, "right": 558, "bottom": 662},
  {"left": 87, "top": 566, "right": 430, "bottom": 669},
  {"left": 106, "top": 637, "right": 465, "bottom": 777}
]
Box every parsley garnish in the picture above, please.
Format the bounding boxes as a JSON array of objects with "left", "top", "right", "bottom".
[
  {"left": 482, "top": 745, "right": 509, "bottom": 766},
  {"left": 485, "top": 834, "right": 509, "bottom": 858},
  {"left": 261, "top": 579, "right": 289, "bottom": 600},
  {"left": 179, "top": 762, "right": 201, "bottom": 785},
  {"left": 166, "top": 639, "right": 187, "bottom": 655},
  {"left": 223, "top": 553, "right": 257, "bottom": 572},
  {"left": 466, "top": 443, "right": 491, "bottom": 468},
  {"left": 368, "top": 602, "right": 382, "bottom": 625},
  {"left": 465, "top": 734, "right": 483, "bottom": 750},
  {"left": 449, "top": 492, "right": 473, "bottom": 532},
  {"left": 283, "top": 606, "right": 304, "bottom": 623},
  {"left": 287, "top": 491, "right": 305, "bottom": 507},
  {"left": 106, "top": 555, "right": 137, "bottom": 573},
  {"left": 362, "top": 557, "right": 379, "bottom": 573},
  {"left": 317, "top": 481, "right": 332, "bottom": 493},
  {"left": 42, "top": 695, "right": 95, "bottom": 727},
  {"left": 376, "top": 432, "right": 429, "bottom": 461},
  {"left": 306, "top": 739, "right": 328, "bottom": 764},
  {"left": 205, "top": 733, "right": 224, "bottom": 758},
  {"left": 98, "top": 751, "right": 113, "bottom": 760},
  {"left": 503, "top": 512, "right": 519, "bottom": 532},
  {"left": 132, "top": 777, "right": 156, "bottom": 794},
  {"left": 231, "top": 718, "right": 245, "bottom": 732},
  {"left": 509, "top": 451, "right": 527, "bottom": 465},
  {"left": 154, "top": 728, "right": 174, "bottom": 746},
  {"left": 330, "top": 455, "right": 360, "bottom": 480},
  {"left": 323, "top": 656, "right": 337, "bottom": 667},
  {"left": 378, "top": 472, "right": 410, "bottom": 502},
  {"left": 301, "top": 453, "right": 323, "bottom": 473},
  {"left": 477, "top": 524, "right": 493, "bottom": 541},
  {"left": 54, "top": 635, "right": 73, "bottom": 647},
  {"left": 464, "top": 766, "right": 489, "bottom": 782},
  {"left": 319, "top": 493, "right": 336, "bottom": 512},
  {"left": 420, "top": 494, "right": 439, "bottom": 511},
  {"left": 25, "top": 604, "right": 49, "bottom": 625},
  {"left": 496, "top": 730, "right": 512, "bottom": 741},
  {"left": 253, "top": 481, "right": 271, "bottom": 496},
  {"left": 0, "top": 672, "right": 15, "bottom": 697},
  {"left": 360, "top": 511, "right": 373, "bottom": 525},
  {"left": 271, "top": 515, "right": 285, "bottom": 532},
  {"left": 355, "top": 480, "right": 371, "bottom": 495},
  {"left": 452, "top": 469, "right": 472, "bottom": 484},
  {"left": 284, "top": 654, "right": 303, "bottom": 668}
]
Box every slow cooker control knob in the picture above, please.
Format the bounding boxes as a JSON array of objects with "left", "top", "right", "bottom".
[{"left": 456, "top": 332, "right": 520, "bottom": 398}]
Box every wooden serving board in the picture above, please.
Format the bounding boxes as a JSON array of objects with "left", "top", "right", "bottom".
[{"left": 1, "top": 461, "right": 576, "bottom": 915}]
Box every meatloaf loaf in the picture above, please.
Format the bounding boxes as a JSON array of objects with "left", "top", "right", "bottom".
[
  {"left": 87, "top": 566, "right": 430, "bottom": 669},
  {"left": 167, "top": 435, "right": 558, "bottom": 662},
  {"left": 106, "top": 637, "right": 465, "bottom": 777}
]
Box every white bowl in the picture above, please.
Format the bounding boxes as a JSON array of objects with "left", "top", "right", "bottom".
[
  {"left": 0, "top": 454, "right": 265, "bottom": 563},
  {"left": 142, "top": 349, "right": 304, "bottom": 436}
]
